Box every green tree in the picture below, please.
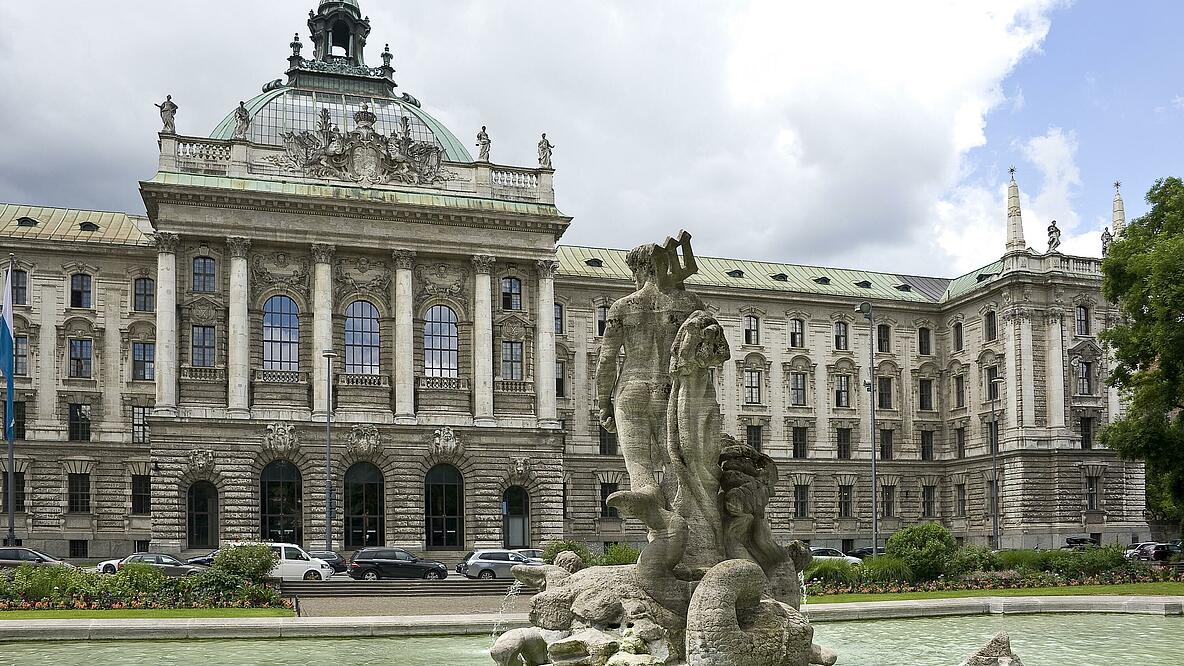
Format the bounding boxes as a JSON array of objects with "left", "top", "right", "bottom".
[
  {"left": 884, "top": 523, "right": 956, "bottom": 581},
  {"left": 1100, "top": 176, "right": 1184, "bottom": 531}
]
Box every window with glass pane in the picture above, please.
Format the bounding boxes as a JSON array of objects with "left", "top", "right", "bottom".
[
  {"left": 600, "top": 483, "right": 619, "bottom": 517},
  {"left": 14, "top": 336, "right": 28, "bottom": 376},
  {"left": 132, "top": 342, "right": 155, "bottom": 380},
  {"left": 68, "top": 339, "right": 92, "bottom": 378},
  {"left": 834, "top": 322, "right": 848, "bottom": 350},
  {"left": 789, "top": 319, "right": 805, "bottom": 347},
  {"left": 984, "top": 311, "right": 997, "bottom": 341},
  {"left": 1080, "top": 416, "right": 1093, "bottom": 450},
  {"left": 876, "top": 324, "right": 891, "bottom": 352},
  {"left": 988, "top": 480, "right": 999, "bottom": 518},
  {"left": 344, "top": 300, "right": 380, "bottom": 374},
  {"left": 922, "top": 485, "right": 936, "bottom": 518},
  {"left": 555, "top": 360, "right": 566, "bottom": 397},
  {"left": 67, "top": 473, "right": 91, "bottom": 513},
  {"left": 918, "top": 327, "right": 931, "bottom": 355},
  {"left": 953, "top": 322, "right": 964, "bottom": 351},
  {"left": 554, "top": 303, "right": 564, "bottom": 334},
  {"left": 501, "top": 277, "right": 522, "bottom": 310},
  {"left": 881, "top": 485, "right": 895, "bottom": 517},
  {"left": 837, "top": 428, "right": 852, "bottom": 459},
  {"left": 794, "top": 484, "right": 809, "bottom": 518},
  {"left": 192, "top": 325, "right": 216, "bottom": 367},
  {"left": 133, "top": 277, "right": 155, "bottom": 312},
  {"left": 955, "top": 483, "right": 966, "bottom": 516},
  {"left": 599, "top": 425, "right": 618, "bottom": 455},
  {"left": 346, "top": 463, "right": 385, "bottom": 549},
  {"left": 595, "top": 304, "right": 609, "bottom": 336},
  {"left": 192, "top": 256, "right": 216, "bottom": 293},
  {"left": 792, "top": 427, "right": 807, "bottom": 459},
  {"left": 132, "top": 405, "right": 149, "bottom": 444},
  {"left": 988, "top": 420, "right": 1000, "bottom": 454},
  {"left": 986, "top": 366, "right": 999, "bottom": 400},
  {"left": 1078, "top": 361, "right": 1093, "bottom": 394},
  {"left": 879, "top": 429, "right": 894, "bottom": 460},
  {"left": 742, "top": 424, "right": 762, "bottom": 451},
  {"left": 423, "top": 305, "right": 458, "bottom": 377},
  {"left": 743, "top": 369, "right": 762, "bottom": 404},
  {"left": 260, "top": 460, "right": 303, "bottom": 545},
  {"left": 1, "top": 401, "right": 25, "bottom": 440},
  {"left": 0, "top": 471, "right": 24, "bottom": 513},
  {"left": 787, "top": 372, "right": 806, "bottom": 405},
  {"left": 131, "top": 475, "right": 151, "bottom": 515},
  {"left": 743, "top": 315, "right": 760, "bottom": 345},
  {"left": 835, "top": 375, "right": 850, "bottom": 407},
  {"left": 877, "top": 376, "right": 892, "bottom": 409},
  {"left": 70, "top": 273, "right": 91, "bottom": 308},
  {"left": 501, "top": 341, "right": 524, "bottom": 380},
  {"left": 68, "top": 403, "right": 91, "bottom": 441},
  {"left": 838, "top": 485, "right": 853, "bottom": 518},
  {"left": 1086, "top": 476, "right": 1100, "bottom": 510},
  {"left": 955, "top": 427, "right": 966, "bottom": 458},
  {"left": 262, "top": 295, "right": 300, "bottom": 371},
  {"left": 11, "top": 269, "right": 27, "bottom": 305},
  {"left": 921, "top": 430, "right": 934, "bottom": 460},
  {"left": 919, "top": 378, "right": 933, "bottom": 411},
  {"left": 1075, "top": 305, "right": 1090, "bottom": 336},
  {"left": 955, "top": 374, "right": 965, "bottom": 408}
]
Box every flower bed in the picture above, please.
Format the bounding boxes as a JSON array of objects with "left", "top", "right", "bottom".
[{"left": 807, "top": 563, "right": 1184, "bottom": 597}]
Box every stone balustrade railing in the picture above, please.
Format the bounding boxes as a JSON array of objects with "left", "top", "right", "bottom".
[
  {"left": 1057, "top": 256, "right": 1101, "bottom": 275},
  {"left": 174, "top": 139, "right": 231, "bottom": 175},
  {"left": 337, "top": 372, "right": 390, "bottom": 388},
  {"left": 491, "top": 168, "right": 539, "bottom": 191},
  {"left": 180, "top": 365, "right": 226, "bottom": 382},
  {"left": 494, "top": 379, "right": 534, "bottom": 393},
  {"left": 417, "top": 375, "right": 471, "bottom": 391},
  {"left": 254, "top": 369, "right": 308, "bottom": 384}
]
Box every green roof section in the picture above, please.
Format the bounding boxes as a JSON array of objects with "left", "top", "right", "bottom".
[
  {"left": 209, "top": 87, "right": 289, "bottom": 141},
  {"left": 0, "top": 203, "right": 151, "bottom": 247},
  {"left": 942, "top": 259, "right": 1004, "bottom": 301}
]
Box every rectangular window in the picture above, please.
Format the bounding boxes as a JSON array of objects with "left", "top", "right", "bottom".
[
  {"left": 70, "top": 274, "right": 91, "bottom": 308},
  {"left": 68, "top": 339, "right": 93, "bottom": 378},
  {"left": 67, "top": 403, "right": 91, "bottom": 441},
  {"left": 794, "top": 484, "right": 809, "bottom": 518},
  {"left": 743, "top": 369, "right": 762, "bottom": 404},
  {"left": 920, "top": 430, "right": 934, "bottom": 461},
  {"left": 792, "top": 426, "right": 807, "bottom": 459},
  {"left": 879, "top": 428, "right": 894, "bottom": 460},
  {"left": 10, "top": 269, "right": 28, "bottom": 305},
  {"left": 1085, "top": 476, "right": 1100, "bottom": 511},
  {"left": 835, "top": 375, "right": 850, "bottom": 408},
  {"left": 501, "top": 277, "right": 522, "bottom": 311},
  {"left": 134, "top": 539, "right": 151, "bottom": 553},
  {"left": 0, "top": 401, "right": 25, "bottom": 440},
  {"left": 0, "top": 471, "right": 25, "bottom": 513},
  {"left": 881, "top": 485, "right": 895, "bottom": 517},
  {"left": 922, "top": 485, "right": 937, "bottom": 518},
  {"left": 1080, "top": 417, "right": 1093, "bottom": 450},
  {"left": 14, "top": 335, "right": 28, "bottom": 376},
  {"left": 955, "top": 483, "right": 967, "bottom": 517},
  {"left": 501, "top": 341, "right": 524, "bottom": 380},
  {"left": 834, "top": 322, "right": 848, "bottom": 350},
  {"left": 877, "top": 377, "right": 892, "bottom": 409},
  {"left": 984, "top": 311, "right": 998, "bottom": 341},
  {"left": 1078, "top": 361, "right": 1093, "bottom": 395},
  {"left": 743, "top": 315, "right": 760, "bottom": 345},
  {"left": 555, "top": 360, "right": 566, "bottom": 398},
  {"left": 1076, "top": 305, "right": 1090, "bottom": 336},
  {"left": 877, "top": 324, "right": 891, "bottom": 353},
  {"left": 955, "top": 375, "right": 965, "bottom": 408},
  {"left": 790, "top": 372, "right": 807, "bottom": 406},
  {"left": 988, "top": 480, "right": 999, "bottom": 519},
  {"left": 841, "top": 538, "right": 854, "bottom": 554},
  {"left": 988, "top": 420, "right": 1000, "bottom": 454},
  {"left": 133, "top": 278, "right": 155, "bottom": 312},
  {"left": 192, "top": 257, "right": 216, "bottom": 293},
  {"left": 69, "top": 540, "right": 89, "bottom": 559},
  {"left": 986, "top": 366, "right": 999, "bottom": 401},
  {"left": 600, "top": 482, "right": 619, "bottom": 518},
  {"left": 598, "top": 425, "right": 618, "bottom": 456},
  {"left": 838, "top": 485, "right": 853, "bottom": 518},
  {"left": 789, "top": 319, "right": 805, "bottom": 348},
  {"left": 837, "top": 428, "right": 852, "bottom": 459},
  {"left": 919, "top": 378, "right": 934, "bottom": 411},
  {"left": 191, "top": 325, "right": 216, "bottom": 367},
  {"left": 131, "top": 475, "right": 151, "bottom": 515},
  {"left": 595, "top": 305, "right": 609, "bottom": 337},
  {"left": 954, "top": 322, "right": 964, "bottom": 351},
  {"left": 132, "top": 342, "right": 156, "bottom": 381},
  {"left": 955, "top": 427, "right": 966, "bottom": 458},
  {"left": 67, "top": 473, "right": 91, "bottom": 513},
  {"left": 131, "top": 405, "right": 150, "bottom": 444},
  {"left": 554, "top": 303, "right": 564, "bottom": 334},
  {"left": 746, "top": 424, "right": 763, "bottom": 451},
  {"left": 918, "top": 327, "right": 931, "bottom": 355}
]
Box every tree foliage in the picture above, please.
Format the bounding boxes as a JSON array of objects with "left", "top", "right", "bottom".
[
  {"left": 1100, "top": 176, "right": 1184, "bottom": 527},
  {"left": 885, "top": 523, "right": 957, "bottom": 581}
]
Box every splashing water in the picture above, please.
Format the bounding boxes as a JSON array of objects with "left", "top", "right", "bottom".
[
  {"left": 799, "top": 570, "right": 809, "bottom": 618},
  {"left": 489, "top": 579, "right": 525, "bottom": 644}
]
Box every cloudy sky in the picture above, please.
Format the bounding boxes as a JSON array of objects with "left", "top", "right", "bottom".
[{"left": 1, "top": 0, "right": 1179, "bottom": 278}]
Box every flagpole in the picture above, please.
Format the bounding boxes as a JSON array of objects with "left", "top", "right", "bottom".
[{"left": 4, "top": 252, "right": 15, "bottom": 547}]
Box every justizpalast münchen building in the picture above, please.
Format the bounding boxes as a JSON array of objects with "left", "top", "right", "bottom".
[{"left": 0, "top": 1, "right": 1146, "bottom": 560}]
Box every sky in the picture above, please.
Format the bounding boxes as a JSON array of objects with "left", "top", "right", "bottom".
[{"left": 0, "top": 0, "right": 1179, "bottom": 278}]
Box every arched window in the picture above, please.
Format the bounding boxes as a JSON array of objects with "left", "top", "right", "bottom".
[
  {"left": 834, "top": 321, "right": 849, "bottom": 350},
  {"left": 425, "top": 464, "right": 463, "bottom": 549},
  {"left": 344, "top": 300, "right": 380, "bottom": 374},
  {"left": 70, "top": 273, "right": 92, "bottom": 308},
  {"left": 876, "top": 323, "right": 892, "bottom": 353},
  {"left": 193, "top": 256, "right": 216, "bottom": 293},
  {"left": 133, "top": 277, "right": 155, "bottom": 312},
  {"left": 984, "top": 311, "right": 998, "bottom": 342},
  {"left": 503, "top": 486, "right": 530, "bottom": 549},
  {"left": 743, "top": 314, "right": 760, "bottom": 345},
  {"left": 263, "top": 295, "right": 300, "bottom": 371},
  {"left": 424, "top": 305, "right": 459, "bottom": 377},
  {"left": 501, "top": 277, "right": 522, "bottom": 310},
  {"left": 187, "top": 481, "right": 218, "bottom": 549},
  {"left": 260, "top": 460, "right": 302, "bottom": 544},
  {"left": 345, "top": 463, "right": 384, "bottom": 549}
]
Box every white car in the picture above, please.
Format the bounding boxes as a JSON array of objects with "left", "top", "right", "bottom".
[
  {"left": 1124, "top": 542, "right": 1156, "bottom": 559},
  {"left": 95, "top": 558, "right": 121, "bottom": 574},
  {"left": 810, "top": 547, "right": 862, "bottom": 565},
  {"left": 224, "top": 541, "right": 335, "bottom": 581}
]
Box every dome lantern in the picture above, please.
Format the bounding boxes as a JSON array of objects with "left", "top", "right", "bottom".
[{"left": 308, "top": 0, "right": 371, "bottom": 67}]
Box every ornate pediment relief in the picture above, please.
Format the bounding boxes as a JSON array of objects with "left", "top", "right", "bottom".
[
  {"left": 347, "top": 424, "right": 383, "bottom": 459},
  {"left": 335, "top": 256, "right": 392, "bottom": 306},
  {"left": 497, "top": 314, "right": 531, "bottom": 341},
  {"left": 1068, "top": 338, "right": 1103, "bottom": 362},
  {"left": 184, "top": 295, "right": 224, "bottom": 325},
  {"left": 262, "top": 422, "right": 300, "bottom": 459},
  {"left": 414, "top": 262, "right": 467, "bottom": 308},
  {"left": 251, "top": 252, "right": 311, "bottom": 299}
]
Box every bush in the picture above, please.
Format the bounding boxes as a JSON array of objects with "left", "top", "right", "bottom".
[
  {"left": 542, "top": 540, "right": 596, "bottom": 567},
  {"left": 995, "top": 549, "right": 1044, "bottom": 572},
  {"left": 599, "top": 543, "right": 641, "bottom": 566},
  {"left": 947, "top": 545, "right": 998, "bottom": 577},
  {"left": 212, "top": 544, "right": 278, "bottom": 583},
  {"left": 1041, "top": 545, "right": 1126, "bottom": 577},
  {"left": 804, "top": 559, "right": 859, "bottom": 586},
  {"left": 885, "top": 523, "right": 956, "bottom": 581},
  {"left": 860, "top": 555, "right": 914, "bottom": 583}
]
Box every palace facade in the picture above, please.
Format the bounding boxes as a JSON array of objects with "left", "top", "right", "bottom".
[{"left": 0, "top": 0, "right": 1145, "bottom": 560}]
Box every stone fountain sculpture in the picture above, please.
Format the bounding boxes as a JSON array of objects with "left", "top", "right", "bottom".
[{"left": 495, "top": 231, "right": 836, "bottom": 666}]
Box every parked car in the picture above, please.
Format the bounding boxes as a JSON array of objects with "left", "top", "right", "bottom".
[
  {"left": 348, "top": 547, "right": 448, "bottom": 580},
  {"left": 458, "top": 549, "right": 543, "bottom": 579},
  {"left": 0, "top": 547, "right": 73, "bottom": 569},
  {"left": 308, "top": 550, "right": 347, "bottom": 574},
  {"left": 186, "top": 550, "right": 219, "bottom": 567},
  {"left": 513, "top": 548, "right": 545, "bottom": 562},
  {"left": 118, "top": 552, "right": 208, "bottom": 577},
  {"left": 1060, "top": 536, "right": 1100, "bottom": 551},
  {"left": 1124, "top": 542, "right": 1157, "bottom": 560},
  {"left": 223, "top": 541, "right": 335, "bottom": 581},
  {"left": 845, "top": 547, "right": 885, "bottom": 560},
  {"left": 1136, "top": 543, "right": 1181, "bottom": 562},
  {"left": 96, "top": 557, "right": 122, "bottom": 574},
  {"left": 810, "top": 547, "right": 862, "bottom": 565}
]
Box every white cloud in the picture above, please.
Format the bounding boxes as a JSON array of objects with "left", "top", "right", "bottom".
[{"left": 1172, "top": 94, "right": 1184, "bottom": 111}]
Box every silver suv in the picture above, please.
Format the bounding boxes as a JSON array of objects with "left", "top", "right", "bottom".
[{"left": 459, "top": 549, "right": 542, "bottom": 579}]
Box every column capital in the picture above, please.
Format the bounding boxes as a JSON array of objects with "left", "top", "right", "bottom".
[
  {"left": 154, "top": 232, "right": 180, "bottom": 254},
  {"left": 536, "top": 259, "right": 559, "bottom": 280},
  {"left": 471, "top": 254, "right": 496, "bottom": 274},
  {"left": 226, "top": 236, "right": 252, "bottom": 259},
  {"left": 392, "top": 248, "right": 416, "bottom": 270},
  {"left": 311, "top": 243, "right": 336, "bottom": 264}
]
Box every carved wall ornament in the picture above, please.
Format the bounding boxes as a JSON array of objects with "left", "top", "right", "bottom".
[
  {"left": 251, "top": 252, "right": 311, "bottom": 298},
  {"left": 500, "top": 318, "right": 527, "bottom": 342},
  {"left": 311, "top": 243, "right": 336, "bottom": 265},
  {"left": 471, "top": 254, "right": 496, "bottom": 274},
  {"left": 154, "top": 232, "right": 180, "bottom": 254},
  {"left": 185, "top": 296, "right": 223, "bottom": 325},
  {"left": 226, "top": 236, "right": 252, "bottom": 259},
  {"left": 346, "top": 424, "right": 383, "bottom": 459},
  {"left": 429, "top": 426, "right": 464, "bottom": 460},
  {"left": 262, "top": 422, "right": 300, "bottom": 458},
  {"left": 391, "top": 249, "right": 416, "bottom": 271},
  {"left": 508, "top": 456, "right": 533, "bottom": 485},
  {"left": 188, "top": 449, "right": 216, "bottom": 475},
  {"left": 536, "top": 259, "right": 559, "bottom": 281},
  {"left": 415, "top": 263, "right": 467, "bottom": 307},
  {"left": 335, "top": 257, "right": 392, "bottom": 306}
]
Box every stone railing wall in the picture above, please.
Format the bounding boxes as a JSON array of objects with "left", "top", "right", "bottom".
[
  {"left": 254, "top": 369, "right": 307, "bottom": 384},
  {"left": 417, "top": 376, "right": 471, "bottom": 391},
  {"left": 337, "top": 372, "right": 391, "bottom": 388},
  {"left": 179, "top": 366, "right": 225, "bottom": 382}
]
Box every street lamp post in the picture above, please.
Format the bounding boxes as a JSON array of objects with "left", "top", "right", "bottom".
[
  {"left": 322, "top": 349, "right": 337, "bottom": 553},
  {"left": 856, "top": 302, "right": 878, "bottom": 555},
  {"left": 989, "top": 376, "right": 1005, "bottom": 549}
]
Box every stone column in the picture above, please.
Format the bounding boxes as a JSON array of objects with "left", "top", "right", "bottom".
[
  {"left": 1003, "top": 310, "right": 1019, "bottom": 430},
  {"left": 472, "top": 255, "right": 496, "bottom": 427},
  {"left": 153, "top": 233, "right": 180, "bottom": 417},
  {"left": 226, "top": 237, "right": 251, "bottom": 418},
  {"left": 1019, "top": 312, "right": 1035, "bottom": 428},
  {"left": 311, "top": 243, "right": 335, "bottom": 421},
  {"left": 1046, "top": 309, "right": 1066, "bottom": 428},
  {"left": 535, "top": 260, "right": 560, "bottom": 429},
  {"left": 392, "top": 249, "right": 416, "bottom": 424}
]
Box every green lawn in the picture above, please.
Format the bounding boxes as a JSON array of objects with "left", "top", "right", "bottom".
[
  {"left": 0, "top": 608, "right": 295, "bottom": 620},
  {"left": 808, "top": 582, "right": 1184, "bottom": 604}
]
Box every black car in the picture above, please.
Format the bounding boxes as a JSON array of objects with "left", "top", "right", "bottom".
[
  {"left": 186, "top": 550, "right": 219, "bottom": 567},
  {"left": 845, "top": 546, "right": 885, "bottom": 560},
  {"left": 348, "top": 547, "right": 448, "bottom": 580},
  {"left": 308, "top": 550, "right": 347, "bottom": 574}
]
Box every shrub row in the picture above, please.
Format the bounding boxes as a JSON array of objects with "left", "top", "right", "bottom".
[{"left": 542, "top": 540, "right": 641, "bottom": 567}]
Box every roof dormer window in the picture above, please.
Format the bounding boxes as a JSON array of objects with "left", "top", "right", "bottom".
[
  {"left": 770, "top": 273, "right": 788, "bottom": 282},
  {"left": 855, "top": 280, "right": 872, "bottom": 288},
  {"left": 79, "top": 221, "right": 100, "bottom": 232},
  {"left": 726, "top": 269, "right": 745, "bottom": 278},
  {"left": 813, "top": 276, "right": 831, "bottom": 285},
  {"left": 584, "top": 258, "right": 603, "bottom": 268},
  {"left": 16, "top": 216, "right": 38, "bottom": 227},
  {"left": 895, "top": 284, "right": 912, "bottom": 292}
]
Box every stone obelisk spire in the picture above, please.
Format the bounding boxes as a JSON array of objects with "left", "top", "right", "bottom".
[
  {"left": 1112, "top": 180, "right": 1126, "bottom": 236},
  {"left": 1005, "top": 166, "right": 1027, "bottom": 253}
]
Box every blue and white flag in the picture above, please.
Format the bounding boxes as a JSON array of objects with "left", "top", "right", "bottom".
[{"left": 0, "top": 260, "right": 13, "bottom": 441}]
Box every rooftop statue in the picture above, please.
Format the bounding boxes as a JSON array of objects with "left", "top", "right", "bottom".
[
  {"left": 232, "top": 101, "right": 251, "bottom": 140},
  {"left": 477, "top": 125, "right": 491, "bottom": 162},
  {"left": 1101, "top": 227, "right": 1114, "bottom": 257},
  {"left": 538, "top": 132, "right": 555, "bottom": 168},
  {"left": 1047, "top": 220, "right": 1061, "bottom": 253},
  {"left": 155, "top": 95, "right": 178, "bottom": 134}
]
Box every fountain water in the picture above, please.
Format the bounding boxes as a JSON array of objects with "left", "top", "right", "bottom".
[{"left": 488, "top": 579, "right": 525, "bottom": 644}]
